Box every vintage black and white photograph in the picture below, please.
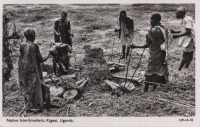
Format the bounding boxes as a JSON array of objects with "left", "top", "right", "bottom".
[{"left": 2, "top": 3, "right": 195, "bottom": 118}]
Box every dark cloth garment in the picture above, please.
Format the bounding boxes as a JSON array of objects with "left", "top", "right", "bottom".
[
  {"left": 144, "top": 25, "right": 169, "bottom": 91},
  {"left": 178, "top": 51, "right": 194, "bottom": 70},
  {"left": 2, "top": 21, "right": 12, "bottom": 102},
  {"left": 49, "top": 43, "right": 70, "bottom": 75},
  {"left": 144, "top": 74, "right": 166, "bottom": 92},
  {"left": 145, "top": 25, "right": 169, "bottom": 81},
  {"left": 18, "top": 41, "right": 43, "bottom": 110},
  {"left": 118, "top": 16, "right": 134, "bottom": 39},
  {"left": 35, "top": 44, "right": 44, "bottom": 81},
  {"left": 3, "top": 22, "right": 13, "bottom": 82},
  {"left": 54, "top": 19, "right": 72, "bottom": 46},
  {"left": 35, "top": 44, "right": 51, "bottom": 107}
]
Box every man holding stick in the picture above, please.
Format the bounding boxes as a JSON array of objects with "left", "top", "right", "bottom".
[
  {"left": 115, "top": 10, "right": 134, "bottom": 59},
  {"left": 130, "top": 13, "right": 169, "bottom": 92}
]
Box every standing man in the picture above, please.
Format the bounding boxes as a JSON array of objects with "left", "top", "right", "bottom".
[
  {"left": 54, "top": 11, "right": 73, "bottom": 46},
  {"left": 171, "top": 7, "right": 195, "bottom": 71},
  {"left": 130, "top": 13, "right": 169, "bottom": 92},
  {"left": 115, "top": 10, "right": 134, "bottom": 59}
]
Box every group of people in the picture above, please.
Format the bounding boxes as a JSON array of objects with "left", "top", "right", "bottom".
[
  {"left": 2, "top": 6, "right": 195, "bottom": 113},
  {"left": 18, "top": 12, "right": 73, "bottom": 112},
  {"left": 116, "top": 7, "right": 195, "bottom": 92},
  {"left": 3, "top": 11, "right": 73, "bottom": 112}
]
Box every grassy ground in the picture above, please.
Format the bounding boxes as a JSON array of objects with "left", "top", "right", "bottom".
[{"left": 3, "top": 4, "right": 195, "bottom": 117}]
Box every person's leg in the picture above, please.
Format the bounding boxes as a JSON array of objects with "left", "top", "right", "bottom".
[
  {"left": 185, "top": 51, "right": 194, "bottom": 68},
  {"left": 53, "top": 61, "right": 57, "bottom": 75},
  {"left": 41, "top": 83, "right": 51, "bottom": 110},
  {"left": 146, "top": 74, "right": 158, "bottom": 91},
  {"left": 120, "top": 45, "right": 126, "bottom": 59},
  {"left": 24, "top": 92, "right": 33, "bottom": 112},
  {"left": 178, "top": 51, "right": 187, "bottom": 71},
  {"left": 67, "top": 35, "right": 72, "bottom": 47},
  {"left": 62, "top": 56, "right": 70, "bottom": 70},
  {"left": 144, "top": 75, "right": 150, "bottom": 92},
  {"left": 160, "top": 50, "right": 166, "bottom": 64},
  {"left": 7, "top": 55, "right": 13, "bottom": 70},
  {"left": 126, "top": 46, "right": 130, "bottom": 59},
  {"left": 58, "top": 62, "right": 64, "bottom": 75},
  {"left": 144, "top": 82, "right": 150, "bottom": 92},
  {"left": 152, "top": 75, "right": 166, "bottom": 91},
  {"left": 152, "top": 83, "right": 158, "bottom": 91}
]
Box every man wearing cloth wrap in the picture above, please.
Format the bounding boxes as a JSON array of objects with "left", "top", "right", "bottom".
[
  {"left": 115, "top": 10, "right": 134, "bottom": 59},
  {"left": 131, "top": 13, "right": 169, "bottom": 92}
]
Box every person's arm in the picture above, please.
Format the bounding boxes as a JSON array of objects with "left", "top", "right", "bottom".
[
  {"left": 66, "top": 20, "right": 73, "bottom": 37},
  {"left": 114, "top": 18, "right": 120, "bottom": 32},
  {"left": 54, "top": 21, "right": 60, "bottom": 36},
  {"left": 59, "top": 43, "right": 72, "bottom": 53},
  {"left": 19, "top": 44, "right": 24, "bottom": 57},
  {"left": 35, "top": 44, "right": 43, "bottom": 62},
  {"left": 173, "top": 28, "right": 191, "bottom": 39},
  {"left": 35, "top": 44, "right": 50, "bottom": 63},
  {"left": 130, "top": 35, "right": 151, "bottom": 49},
  {"left": 114, "top": 29, "right": 119, "bottom": 32},
  {"left": 42, "top": 54, "right": 50, "bottom": 62},
  {"left": 68, "top": 21, "right": 71, "bottom": 33},
  {"left": 126, "top": 19, "right": 134, "bottom": 36},
  {"left": 6, "top": 31, "right": 20, "bottom": 39},
  {"left": 59, "top": 43, "right": 69, "bottom": 48},
  {"left": 171, "top": 29, "right": 181, "bottom": 34},
  {"left": 130, "top": 43, "right": 150, "bottom": 49}
]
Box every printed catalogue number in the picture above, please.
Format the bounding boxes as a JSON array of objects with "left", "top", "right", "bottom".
[{"left": 179, "top": 118, "right": 193, "bottom": 122}]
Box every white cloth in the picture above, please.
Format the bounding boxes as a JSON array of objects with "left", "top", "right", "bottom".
[
  {"left": 179, "top": 16, "right": 195, "bottom": 49},
  {"left": 157, "top": 26, "right": 168, "bottom": 51},
  {"left": 120, "top": 18, "right": 134, "bottom": 46},
  {"left": 157, "top": 26, "right": 169, "bottom": 61}
]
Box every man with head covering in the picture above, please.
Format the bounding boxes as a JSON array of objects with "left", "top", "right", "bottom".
[
  {"left": 115, "top": 10, "right": 134, "bottom": 59},
  {"left": 54, "top": 11, "right": 73, "bottom": 46},
  {"left": 171, "top": 7, "right": 195, "bottom": 71},
  {"left": 130, "top": 13, "right": 169, "bottom": 92},
  {"left": 18, "top": 28, "right": 50, "bottom": 113}
]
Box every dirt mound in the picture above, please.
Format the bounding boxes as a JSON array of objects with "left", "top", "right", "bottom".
[{"left": 81, "top": 45, "right": 110, "bottom": 85}]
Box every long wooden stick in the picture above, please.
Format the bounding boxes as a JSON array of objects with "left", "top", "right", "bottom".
[
  {"left": 75, "top": 79, "right": 85, "bottom": 86},
  {"left": 18, "top": 97, "right": 30, "bottom": 117},
  {"left": 124, "top": 48, "right": 132, "bottom": 84},
  {"left": 111, "top": 35, "right": 115, "bottom": 61},
  {"left": 104, "top": 80, "right": 118, "bottom": 89},
  {"left": 18, "top": 104, "right": 26, "bottom": 117},
  {"left": 77, "top": 78, "right": 89, "bottom": 89},
  {"left": 44, "top": 75, "right": 76, "bottom": 84},
  {"left": 66, "top": 105, "right": 71, "bottom": 117},
  {"left": 127, "top": 48, "right": 145, "bottom": 87},
  {"left": 112, "top": 75, "right": 139, "bottom": 82}
]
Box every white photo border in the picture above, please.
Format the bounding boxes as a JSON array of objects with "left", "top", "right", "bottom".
[{"left": 0, "top": 0, "right": 199, "bottom": 127}]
